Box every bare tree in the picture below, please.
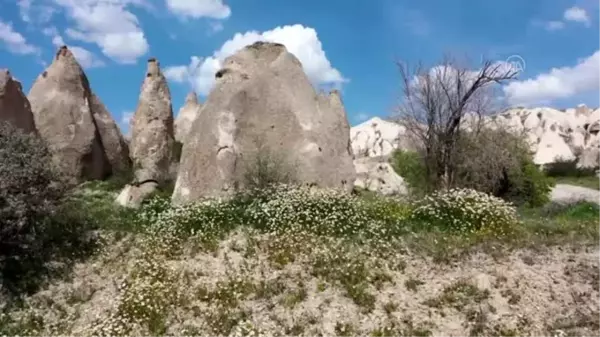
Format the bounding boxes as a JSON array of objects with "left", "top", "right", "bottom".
[{"left": 394, "top": 55, "right": 518, "bottom": 190}]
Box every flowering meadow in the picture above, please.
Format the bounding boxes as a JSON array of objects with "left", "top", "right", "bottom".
[{"left": 0, "top": 184, "right": 598, "bottom": 336}]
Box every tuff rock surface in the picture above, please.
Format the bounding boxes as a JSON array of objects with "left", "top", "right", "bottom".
[
  {"left": 0, "top": 69, "right": 36, "bottom": 133},
  {"left": 174, "top": 91, "right": 201, "bottom": 143},
  {"left": 354, "top": 157, "right": 407, "bottom": 196},
  {"left": 351, "top": 106, "right": 600, "bottom": 168},
  {"left": 129, "top": 58, "right": 175, "bottom": 184},
  {"left": 117, "top": 58, "right": 175, "bottom": 208},
  {"left": 172, "top": 41, "right": 356, "bottom": 204},
  {"left": 89, "top": 93, "right": 132, "bottom": 176},
  {"left": 28, "top": 46, "right": 128, "bottom": 183}
]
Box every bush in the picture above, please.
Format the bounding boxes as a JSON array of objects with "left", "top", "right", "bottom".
[
  {"left": 544, "top": 157, "right": 598, "bottom": 178},
  {"left": 501, "top": 156, "right": 554, "bottom": 207},
  {"left": 241, "top": 144, "right": 297, "bottom": 192},
  {"left": 138, "top": 185, "right": 412, "bottom": 242},
  {"left": 391, "top": 149, "right": 429, "bottom": 195},
  {"left": 391, "top": 129, "right": 553, "bottom": 207},
  {"left": 451, "top": 128, "right": 553, "bottom": 207},
  {"left": 0, "top": 122, "right": 96, "bottom": 295},
  {"left": 410, "top": 188, "right": 519, "bottom": 236}
]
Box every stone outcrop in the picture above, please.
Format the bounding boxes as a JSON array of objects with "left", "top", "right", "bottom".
[
  {"left": 351, "top": 106, "right": 600, "bottom": 168},
  {"left": 89, "top": 93, "right": 132, "bottom": 175},
  {"left": 354, "top": 157, "right": 407, "bottom": 196},
  {"left": 490, "top": 106, "right": 599, "bottom": 167},
  {"left": 174, "top": 91, "right": 201, "bottom": 143},
  {"left": 350, "top": 117, "right": 420, "bottom": 158},
  {"left": 0, "top": 69, "right": 36, "bottom": 133},
  {"left": 128, "top": 57, "right": 175, "bottom": 184},
  {"left": 172, "top": 41, "right": 356, "bottom": 204},
  {"left": 28, "top": 46, "right": 129, "bottom": 183},
  {"left": 115, "top": 180, "right": 159, "bottom": 209},
  {"left": 117, "top": 58, "right": 174, "bottom": 208}
]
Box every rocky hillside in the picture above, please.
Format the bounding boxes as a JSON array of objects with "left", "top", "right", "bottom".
[{"left": 350, "top": 105, "right": 600, "bottom": 168}]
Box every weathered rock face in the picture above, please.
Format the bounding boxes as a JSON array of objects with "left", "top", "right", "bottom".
[
  {"left": 351, "top": 106, "right": 600, "bottom": 169},
  {"left": 0, "top": 69, "right": 36, "bottom": 133},
  {"left": 174, "top": 91, "right": 201, "bottom": 143},
  {"left": 490, "top": 106, "right": 600, "bottom": 166},
  {"left": 172, "top": 42, "right": 356, "bottom": 204},
  {"left": 354, "top": 157, "right": 407, "bottom": 196},
  {"left": 28, "top": 46, "right": 115, "bottom": 183},
  {"left": 115, "top": 181, "right": 158, "bottom": 209},
  {"left": 129, "top": 58, "right": 175, "bottom": 184},
  {"left": 350, "top": 117, "right": 421, "bottom": 158},
  {"left": 89, "top": 93, "right": 132, "bottom": 175}
]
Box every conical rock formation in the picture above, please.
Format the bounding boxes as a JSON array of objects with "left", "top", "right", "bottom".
[
  {"left": 129, "top": 57, "right": 175, "bottom": 183},
  {"left": 0, "top": 69, "right": 36, "bottom": 133},
  {"left": 28, "top": 46, "right": 129, "bottom": 183},
  {"left": 172, "top": 41, "right": 356, "bottom": 204},
  {"left": 118, "top": 58, "right": 175, "bottom": 208},
  {"left": 174, "top": 91, "right": 201, "bottom": 143}
]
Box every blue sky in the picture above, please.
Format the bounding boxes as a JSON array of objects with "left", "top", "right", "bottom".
[{"left": 0, "top": 0, "right": 598, "bottom": 132}]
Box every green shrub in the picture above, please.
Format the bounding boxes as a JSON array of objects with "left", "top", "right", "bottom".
[
  {"left": 390, "top": 149, "right": 429, "bottom": 194},
  {"left": 241, "top": 145, "right": 297, "bottom": 191},
  {"left": 391, "top": 130, "right": 553, "bottom": 207},
  {"left": 544, "top": 157, "right": 598, "bottom": 178},
  {"left": 0, "top": 122, "right": 96, "bottom": 296},
  {"left": 501, "top": 156, "right": 554, "bottom": 207},
  {"left": 137, "top": 185, "right": 411, "bottom": 241},
  {"left": 410, "top": 188, "right": 519, "bottom": 236},
  {"left": 451, "top": 128, "right": 553, "bottom": 207}
]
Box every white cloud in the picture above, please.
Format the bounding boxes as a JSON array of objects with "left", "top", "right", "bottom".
[
  {"left": 17, "top": 0, "right": 32, "bottom": 22},
  {"left": 51, "top": 0, "right": 149, "bottom": 64},
  {"left": 563, "top": 6, "right": 590, "bottom": 25},
  {"left": 45, "top": 26, "right": 105, "bottom": 69},
  {"left": 119, "top": 110, "right": 134, "bottom": 136},
  {"left": 69, "top": 46, "right": 105, "bottom": 68},
  {"left": 0, "top": 20, "right": 39, "bottom": 55},
  {"left": 164, "top": 58, "right": 198, "bottom": 82},
  {"left": 18, "top": 0, "right": 56, "bottom": 24},
  {"left": 503, "top": 50, "right": 599, "bottom": 106},
  {"left": 209, "top": 21, "right": 224, "bottom": 33},
  {"left": 544, "top": 20, "right": 565, "bottom": 31},
  {"left": 164, "top": 24, "right": 347, "bottom": 96},
  {"left": 165, "top": 0, "right": 231, "bottom": 19}
]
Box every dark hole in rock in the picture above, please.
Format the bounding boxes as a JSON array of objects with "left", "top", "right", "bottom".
[
  {"left": 215, "top": 69, "right": 229, "bottom": 78},
  {"left": 537, "top": 112, "right": 542, "bottom": 119},
  {"left": 341, "top": 179, "right": 347, "bottom": 185},
  {"left": 318, "top": 147, "right": 322, "bottom": 152},
  {"left": 42, "top": 71, "right": 48, "bottom": 78},
  {"left": 146, "top": 73, "right": 151, "bottom": 77}
]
